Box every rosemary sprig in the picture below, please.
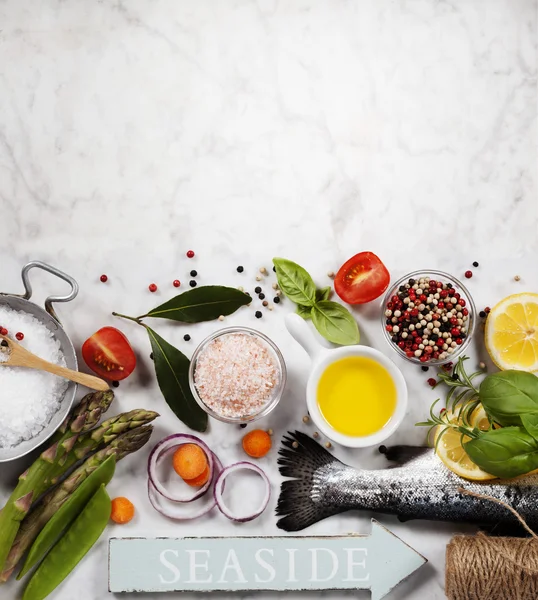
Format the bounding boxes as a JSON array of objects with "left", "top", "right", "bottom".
[{"left": 416, "top": 356, "right": 488, "bottom": 450}]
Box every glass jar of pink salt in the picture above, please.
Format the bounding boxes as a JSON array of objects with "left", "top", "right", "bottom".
[{"left": 189, "top": 327, "right": 287, "bottom": 424}]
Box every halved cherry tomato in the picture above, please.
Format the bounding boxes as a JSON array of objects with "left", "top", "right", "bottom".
[
  {"left": 334, "top": 252, "right": 390, "bottom": 304},
  {"left": 82, "top": 327, "right": 136, "bottom": 381}
]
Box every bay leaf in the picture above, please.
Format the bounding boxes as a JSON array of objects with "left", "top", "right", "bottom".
[
  {"left": 146, "top": 327, "right": 207, "bottom": 432},
  {"left": 142, "top": 286, "right": 250, "bottom": 323}
]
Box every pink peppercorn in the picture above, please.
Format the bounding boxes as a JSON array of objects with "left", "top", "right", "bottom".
[
  {"left": 464, "top": 270, "right": 473, "bottom": 279},
  {"left": 427, "top": 378, "right": 437, "bottom": 387},
  {"left": 186, "top": 250, "right": 195, "bottom": 258},
  {"left": 173, "top": 280, "right": 181, "bottom": 288},
  {"left": 15, "top": 332, "right": 24, "bottom": 341},
  {"left": 149, "top": 283, "right": 157, "bottom": 292}
]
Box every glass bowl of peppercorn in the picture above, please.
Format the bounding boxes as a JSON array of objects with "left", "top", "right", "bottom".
[{"left": 381, "top": 270, "right": 476, "bottom": 366}]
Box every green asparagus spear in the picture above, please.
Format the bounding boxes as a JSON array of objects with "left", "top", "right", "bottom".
[
  {"left": 1, "top": 425, "right": 153, "bottom": 581},
  {"left": 47, "top": 408, "right": 159, "bottom": 486},
  {"left": 0, "top": 390, "right": 114, "bottom": 573}
]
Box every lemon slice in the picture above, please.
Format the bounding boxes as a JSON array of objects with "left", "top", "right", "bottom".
[
  {"left": 434, "top": 409, "right": 497, "bottom": 481},
  {"left": 485, "top": 292, "right": 538, "bottom": 373}
]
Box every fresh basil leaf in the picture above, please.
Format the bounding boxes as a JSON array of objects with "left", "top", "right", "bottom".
[
  {"left": 297, "top": 288, "right": 332, "bottom": 320},
  {"left": 316, "top": 286, "right": 332, "bottom": 302},
  {"left": 146, "top": 327, "right": 207, "bottom": 432},
  {"left": 521, "top": 413, "right": 538, "bottom": 441},
  {"left": 272, "top": 258, "right": 317, "bottom": 307},
  {"left": 479, "top": 370, "right": 538, "bottom": 426},
  {"left": 311, "top": 301, "right": 360, "bottom": 346},
  {"left": 142, "top": 286, "right": 251, "bottom": 323},
  {"left": 296, "top": 304, "right": 312, "bottom": 320},
  {"left": 464, "top": 426, "right": 538, "bottom": 479}
]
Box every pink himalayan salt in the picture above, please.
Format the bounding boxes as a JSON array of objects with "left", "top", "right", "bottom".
[{"left": 194, "top": 333, "right": 279, "bottom": 418}]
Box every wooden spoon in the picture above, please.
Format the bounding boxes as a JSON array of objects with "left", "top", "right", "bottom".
[{"left": 0, "top": 334, "right": 109, "bottom": 392}]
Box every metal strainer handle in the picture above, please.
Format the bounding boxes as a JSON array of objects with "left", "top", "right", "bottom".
[{"left": 20, "top": 261, "right": 79, "bottom": 323}]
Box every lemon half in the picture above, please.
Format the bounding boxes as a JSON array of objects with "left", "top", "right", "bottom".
[{"left": 485, "top": 293, "right": 538, "bottom": 373}]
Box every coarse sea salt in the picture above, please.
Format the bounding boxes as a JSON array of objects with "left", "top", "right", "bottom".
[
  {"left": 0, "top": 305, "right": 68, "bottom": 448},
  {"left": 194, "top": 332, "right": 279, "bottom": 419}
]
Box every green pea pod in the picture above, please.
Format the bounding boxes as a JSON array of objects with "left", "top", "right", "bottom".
[
  {"left": 22, "top": 485, "right": 111, "bottom": 600},
  {"left": 18, "top": 456, "right": 116, "bottom": 580}
]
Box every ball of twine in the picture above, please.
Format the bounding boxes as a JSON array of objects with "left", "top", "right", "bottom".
[{"left": 446, "top": 488, "right": 538, "bottom": 600}]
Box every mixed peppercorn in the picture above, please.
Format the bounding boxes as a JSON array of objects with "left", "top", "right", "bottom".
[{"left": 384, "top": 276, "right": 470, "bottom": 363}]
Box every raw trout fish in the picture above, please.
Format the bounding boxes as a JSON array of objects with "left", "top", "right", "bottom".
[{"left": 276, "top": 431, "right": 538, "bottom": 532}]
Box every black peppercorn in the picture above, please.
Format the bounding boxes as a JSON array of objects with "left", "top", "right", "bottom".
[
  {"left": 258, "top": 293, "right": 265, "bottom": 300},
  {"left": 255, "top": 286, "right": 262, "bottom": 294},
  {"left": 240, "top": 423, "right": 247, "bottom": 429},
  {"left": 112, "top": 380, "right": 119, "bottom": 388},
  {"left": 273, "top": 297, "right": 280, "bottom": 304},
  {"left": 190, "top": 270, "right": 197, "bottom": 277},
  {"left": 409, "top": 278, "right": 416, "bottom": 285},
  {"left": 184, "top": 334, "right": 191, "bottom": 341},
  {"left": 149, "top": 353, "right": 154, "bottom": 360},
  {"left": 189, "top": 280, "right": 197, "bottom": 287},
  {"left": 473, "top": 261, "right": 479, "bottom": 267},
  {"left": 237, "top": 266, "right": 244, "bottom": 273},
  {"left": 479, "top": 310, "right": 486, "bottom": 318},
  {"left": 272, "top": 266, "right": 276, "bottom": 272},
  {"left": 255, "top": 311, "right": 262, "bottom": 318},
  {"left": 421, "top": 366, "right": 429, "bottom": 372}
]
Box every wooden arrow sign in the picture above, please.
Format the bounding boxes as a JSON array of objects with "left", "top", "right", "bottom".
[{"left": 109, "top": 519, "right": 426, "bottom": 599}]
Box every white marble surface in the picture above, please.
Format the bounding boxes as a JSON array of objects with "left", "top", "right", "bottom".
[{"left": 0, "top": 0, "right": 537, "bottom": 599}]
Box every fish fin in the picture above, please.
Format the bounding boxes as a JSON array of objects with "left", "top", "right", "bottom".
[
  {"left": 276, "top": 431, "right": 346, "bottom": 531},
  {"left": 379, "top": 445, "right": 431, "bottom": 465}
]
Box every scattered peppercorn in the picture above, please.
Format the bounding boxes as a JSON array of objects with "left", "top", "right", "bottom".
[
  {"left": 272, "top": 283, "right": 279, "bottom": 290},
  {"left": 485, "top": 306, "right": 491, "bottom": 314},
  {"left": 325, "top": 441, "right": 332, "bottom": 449},
  {"left": 479, "top": 361, "right": 486, "bottom": 369},
  {"left": 259, "top": 267, "right": 267, "bottom": 275},
  {"left": 255, "top": 286, "right": 262, "bottom": 294},
  {"left": 275, "top": 290, "right": 282, "bottom": 296},
  {"left": 255, "top": 311, "right": 262, "bottom": 318},
  {"left": 190, "top": 270, "right": 197, "bottom": 277},
  {"left": 464, "top": 271, "right": 473, "bottom": 279},
  {"left": 258, "top": 293, "right": 265, "bottom": 300},
  {"left": 182, "top": 334, "right": 191, "bottom": 342},
  {"left": 218, "top": 315, "right": 224, "bottom": 321},
  {"left": 302, "top": 415, "right": 310, "bottom": 423},
  {"left": 273, "top": 297, "right": 280, "bottom": 304},
  {"left": 514, "top": 275, "right": 521, "bottom": 281},
  {"left": 267, "top": 429, "right": 274, "bottom": 436},
  {"left": 189, "top": 280, "right": 197, "bottom": 287},
  {"left": 272, "top": 266, "right": 276, "bottom": 272},
  {"left": 240, "top": 423, "right": 247, "bottom": 429},
  {"left": 186, "top": 250, "right": 195, "bottom": 258},
  {"left": 421, "top": 366, "right": 429, "bottom": 372},
  {"left": 262, "top": 300, "right": 268, "bottom": 307},
  {"left": 15, "top": 332, "right": 24, "bottom": 341},
  {"left": 255, "top": 276, "right": 262, "bottom": 281},
  {"left": 292, "top": 441, "right": 299, "bottom": 449},
  {"left": 237, "top": 266, "right": 244, "bottom": 273},
  {"left": 0, "top": 340, "right": 8, "bottom": 347},
  {"left": 149, "top": 283, "right": 157, "bottom": 292},
  {"left": 427, "top": 378, "right": 436, "bottom": 387},
  {"left": 173, "top": 279, "right": 181, "bottom": 288},
  {"left": 100, "top": 274, "right": 108, "bottom": 283},
  {"left": 313, "top": 432, "right": 319, "bottom": 438},
  {"left": 472, "top": 261, "right": 479, "bottom": 268},
  {"left": 327, "top": 271, "right": 335, "bottom": 278},
  {"left": 112, "top": 380, "right": 119, "bottom": 388},
  {"left": 149, "top": 353, "right": 154, "bottom": 360},
  {"left": 479, "top": 310, "right": 486, "bottom": 318}
]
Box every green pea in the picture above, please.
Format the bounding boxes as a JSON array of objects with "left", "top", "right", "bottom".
[
  {"left": 18, "top": 456, "right": 116, "bottom": 580},
  {"left": 23, "top": 484, "right": 111, "bottom": 600}
]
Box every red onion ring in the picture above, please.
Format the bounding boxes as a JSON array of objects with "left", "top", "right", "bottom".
[
  {"left": 148, "top": 454, "right": 223, "bottom": 521},
  {"left": 147, "top": 434, "right": 214, "bottom": 502},
  {"left": 213, "top": 461, "right": 271, "bottom": 522}
]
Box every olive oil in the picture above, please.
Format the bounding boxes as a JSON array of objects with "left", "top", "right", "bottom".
[{"left": 317, "top": 356, "right": 396, "bottom": 437}]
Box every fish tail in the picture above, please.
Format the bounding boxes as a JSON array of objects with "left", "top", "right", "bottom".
[{"left": 276, "top": 431, "right": 346, "bottom": 532}]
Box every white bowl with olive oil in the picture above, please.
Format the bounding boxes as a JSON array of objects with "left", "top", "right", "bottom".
[{"left": 285, "top": 313, "right": 408, "bottom": 448}]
